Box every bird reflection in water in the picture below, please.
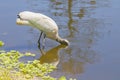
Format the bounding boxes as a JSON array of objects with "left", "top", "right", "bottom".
[{"left": 39, "top": 45, "right": 67, "bottom": 67}]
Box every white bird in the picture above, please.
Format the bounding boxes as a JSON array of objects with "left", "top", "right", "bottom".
[{"left": 16, "top": 11, "right": 69, "bottom": 46}]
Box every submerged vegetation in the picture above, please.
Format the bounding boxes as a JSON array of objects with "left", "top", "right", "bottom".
[{"left": 0, "top": 41, "right": 76, "bottom": 80}]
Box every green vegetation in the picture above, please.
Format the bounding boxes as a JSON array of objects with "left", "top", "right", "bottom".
[
  {"left": 0, "top": 50, "right": 56, "bottom": 80},
  {"left": 0, "top": 41, "right": 4, "bottom": 47},
  {"left": 0, "top": 41, "right": 76, "bottom": 80}
]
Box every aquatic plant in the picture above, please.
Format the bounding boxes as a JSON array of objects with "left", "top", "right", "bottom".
[
  {"left": 0, "top": 50, "right": 57, "bottom": 80},
  {"left": 0, "top": 41, "right": 4, "bottom": 47},
  {"left": 0, "top": 41, "right": 76, "bottom": 80}
]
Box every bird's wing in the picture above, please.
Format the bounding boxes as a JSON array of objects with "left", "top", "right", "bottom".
[
  {"left": 35, "top": 14, "right": 58, "bottom": 31},
  {"left": 39, "top": 14, "right": 58, "bottom": 28}
]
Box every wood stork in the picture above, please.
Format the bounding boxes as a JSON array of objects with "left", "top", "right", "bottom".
[{"left": 16, "top": 11, "right": 69, "bottom": 47}]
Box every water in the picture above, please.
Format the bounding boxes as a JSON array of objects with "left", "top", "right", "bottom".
[{"left": 0, "top": 0, "right": 120, "bottom": 80}]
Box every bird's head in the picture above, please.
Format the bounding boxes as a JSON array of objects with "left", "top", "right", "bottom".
[
  {"left": 56, "top": 36, "right": 70, "bottom": 46},
  {"left": 16, "top": 11, "right": 35, "bottom": 26},
  {"left": 60, "top": 39, "right": 70, "bottom": 46}
]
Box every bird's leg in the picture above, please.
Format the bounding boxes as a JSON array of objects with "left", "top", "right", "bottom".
[
  {"left": 39, "top": 47, "right": 45, "bottom": 55},
  {"left": 38, "top": 32, "right": 43, "bottom": 49},
  {"left": 42, "top": 33, "right": 46, "bottom": 49},
  {"left": 38, "top": 32, "right": 46, "bottom": 55}
]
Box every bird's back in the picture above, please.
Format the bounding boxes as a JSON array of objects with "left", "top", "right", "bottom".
[{"left": 26, "top": 11, "right": 59, "bottom": 39}]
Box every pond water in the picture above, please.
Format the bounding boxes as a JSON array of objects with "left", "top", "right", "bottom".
[{"left": 0, "top": 0, "right": 120, "bottom": 80}]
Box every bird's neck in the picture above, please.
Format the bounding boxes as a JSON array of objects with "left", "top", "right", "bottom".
[{"left": 56, "top": 36, "right": 69, "bottom": 46}]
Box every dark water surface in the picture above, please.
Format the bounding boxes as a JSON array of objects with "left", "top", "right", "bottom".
[{"left": 0, "top": 0, "right": 120, "bottom": 80}]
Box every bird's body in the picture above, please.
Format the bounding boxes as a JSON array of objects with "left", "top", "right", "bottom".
[{"left": 16, "top": 11, "right": 69, "bottom": 45}]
